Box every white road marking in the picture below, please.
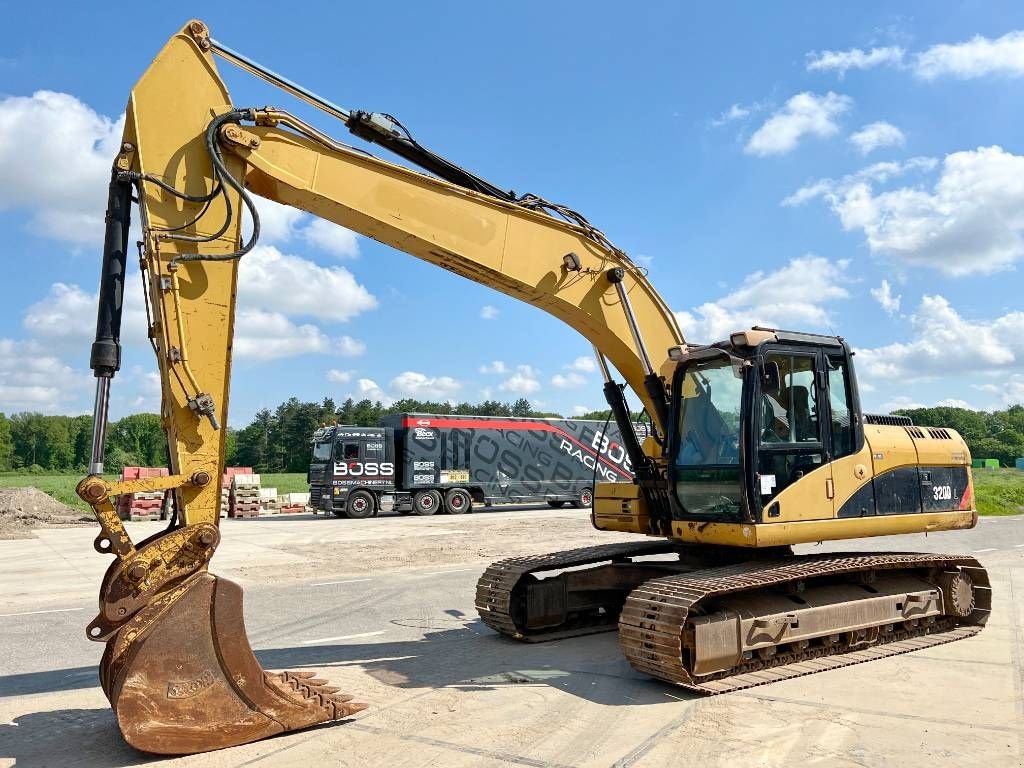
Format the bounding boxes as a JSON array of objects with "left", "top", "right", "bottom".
[
  {"left": 310, "top": 578, "right": 373, "bottom": 587},
  {"left": 1014, "top": 544, "right": 1024, "bottom": 548},
  {"left": 973, "top": 548, "right": 997, "bottom": 553},
  {"left": 301, "top": 630, "right": 387, "bottom": 645},
  {"left": 0, "top": 607, "right": 85, "bottom": 618}
]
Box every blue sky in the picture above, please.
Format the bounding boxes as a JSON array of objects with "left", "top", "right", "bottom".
[{"left": 2, "top": 2, "right": 1024, "bottom": 425}]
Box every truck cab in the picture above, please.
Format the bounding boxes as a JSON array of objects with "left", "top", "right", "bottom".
[{"left": 309, "top": 425, "right": 398, "bottom": 516}]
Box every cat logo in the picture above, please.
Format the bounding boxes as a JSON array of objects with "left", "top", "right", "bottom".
[{"left": 416, "top": 419, "right": 432, "bottom": 426}]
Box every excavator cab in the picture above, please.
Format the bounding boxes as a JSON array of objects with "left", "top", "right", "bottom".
[{"left": 668, "top": 329, "right": 863, "bottom": 526}]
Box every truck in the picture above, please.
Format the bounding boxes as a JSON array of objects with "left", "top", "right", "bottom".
[{"left": 308, "top": 413, "right": 640, "bottom": 518}]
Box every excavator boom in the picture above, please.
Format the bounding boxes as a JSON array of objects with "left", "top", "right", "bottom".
[{"left": 79, "top": 20, "right": 682, "bottom": 754}]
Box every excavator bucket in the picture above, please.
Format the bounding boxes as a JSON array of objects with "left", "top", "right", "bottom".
[{"left": 98, "top": 571, "right": 365, "bottom": 754}]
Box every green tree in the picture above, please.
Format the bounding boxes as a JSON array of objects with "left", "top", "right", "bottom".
[
  {"left": 0, "top": 413, "right": 13, "bottom": 471},
  {"left": 511, "top": 398, "right": 532, "bottom": 417}
]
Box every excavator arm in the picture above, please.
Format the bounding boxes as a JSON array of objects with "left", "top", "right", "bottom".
[{"left": 77, "top": 20, "right": 683, "bottom": 753}]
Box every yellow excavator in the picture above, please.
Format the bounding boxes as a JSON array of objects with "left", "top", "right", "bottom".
[{"left": 77, "top": 20, "right": 989, "bottom": 754}]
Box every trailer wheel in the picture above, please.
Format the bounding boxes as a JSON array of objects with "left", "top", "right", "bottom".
[
  {"left": 547, "top": 500, "right": 566, "bottom": 508},
  {"left": 444, "top": 488, "right": 472, "bottom": 515},
  {"left": 412, "top": 490, "right": 441, "bottom": 516},
  {"left": 345, "top": 490, "right": 375, "bottom": 519},
  {"left": 570, "top": 487, "right": 594, "bottom": 509}
]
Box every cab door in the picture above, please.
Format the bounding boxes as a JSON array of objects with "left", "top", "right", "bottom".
[
  {"left": 755, "top": 346, "right": 833, "bottom": 522},
  {"left": 821, "top": 352, "right": 873, "bottom": 518}
]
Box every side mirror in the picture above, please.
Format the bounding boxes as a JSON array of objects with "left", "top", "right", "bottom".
[{"left": 760, "top": 360, "right": 782, "bottom": 396}]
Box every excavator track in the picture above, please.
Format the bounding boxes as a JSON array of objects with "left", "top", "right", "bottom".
[
  {"left": 619, "top": 552, "right": 990, "bottom": 694},
  {"left": 476, "top": 540, "right": 682, "bottom": 641}
]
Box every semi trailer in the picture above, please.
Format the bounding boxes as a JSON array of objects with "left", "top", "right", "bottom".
[{"left": 309, "top": 413, "right": 640, "bottom": 517}]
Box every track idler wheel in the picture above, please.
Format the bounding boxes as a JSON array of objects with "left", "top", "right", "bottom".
[{"left": 100, "top": 572, "right": 365, "bottom": 754}]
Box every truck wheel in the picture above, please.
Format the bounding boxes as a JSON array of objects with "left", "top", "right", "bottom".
[
  {"left": 412, "top": 490, "right": 441, "bottom": 516},
  {"left": 444, "top": 488, "right": 472, "bottom": 515},
  {"left": 570, "top": 487, "right": 594, "bottom": 509},
  {"left": 547, "top": 500, "right": 565, "bottom": 508},
  {"left": 345, "top": 490, "right": 375, "bottom": 519}
]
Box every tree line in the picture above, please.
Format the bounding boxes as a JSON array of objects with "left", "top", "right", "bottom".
[
  {"left": 0, "top": 396, "right": 561, "bottom": 474},
  {"left": 2, "top": 401, "right": 1021, "bottom": 475}
]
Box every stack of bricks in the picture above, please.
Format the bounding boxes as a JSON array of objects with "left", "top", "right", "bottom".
[
  {"left": 279, "top": 492, "right": 310, "bottom": 514},
  {"left": 117, "top": 467, "right": 170, "bottom": 521},
  {"left": 220, "top": 467, "right": 253, "bottom": 518},
  {"left": 258, "top": 487, "right": 280, "bottom": 515},
  {"left": 230, "top": 474, "right": 262, "bottom": 518}
]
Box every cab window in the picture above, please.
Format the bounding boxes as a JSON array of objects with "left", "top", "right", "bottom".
[
  {"left": 340, "top": 442, "right": 360, "bottom": 460},
  {"left": 312, "top": 441, "right": 332, "bottom": 461},
  {"left": 827, "top": 356, "right": 854, "bottom": 459},
  {"left": 758, "top": 352, "right": 823, "bottom": 502},
  {"left": 673, "top": 356, "right": 744, "bottom": 519},
  {"left": 760, "top": 354, "right": 817, "bottom": 444}
]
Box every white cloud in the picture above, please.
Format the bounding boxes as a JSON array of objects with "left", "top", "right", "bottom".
[
  {"left": 23, "top": 275, "right": 149, "bottom": 347},
  {"left": 479, "top": 360, "right": 508, "bottom": 374},
  {"left": 122, "top": 368, "right": 162, "bottom": 415},
  {"left": 783, "top": 157, "right": 938, "bottom": 207},
  {"left": 879, "top": 395, "right": 926, "bottom": 413},
  {"left": 571, "top": 405, "right": 593, "bottom": 416},
  {"left": 849, "top": 121, "right": 905, "bottom": 155},
  {"left": 711, "top": 102, "right": 762, "bottom": 127},
  {"left": 238, "top": 245, "right": 376, "bottom": 321},
  {"left": 915, "top": 30, "right": 1024, "bottom": 80},
  {"left": 744, "top": 92, "right": 852, "bottom": 157},
  {"left": 786, "top": 146, "right": 1024, "bottom": 275},
  {"left": 301, "top": 218, "right": 360, "bottom": 258},
  {"left": 974, "top": 375, "right": 1024, "bottom": 408},
  {"left": 500, "top": 365, "right": 542, "bottom": 395},
  {"left": 855, "top": 295, "right": 1024, "bottom": 381},
  {"left": 551, "top": 372, "right": 587, "bottom": 389},
  {"left": 0, "top": 339, "right": 89, "bottom": 413},
  {"left": 336, "top": 335, "right": 366, "bottom": 356},
  {"left": 233, "top": 310, "right": 330, "bottom": 361},
  {"left": 389, "top": 371, "right": 462, "bottom": 400},
  {"left": 0, "top": 91, "right": 123, "bottom": 246},
  {"left": 23, "top": 283, "right": 95, "bottom": 339},
  {"left": 250, "top": 196, "right": 304, "bottom": 244},
  {"left": 479, "top": 305, "right": 499, "bottom": 320},
  {"left": 870, "top": 280, "right": 901, "bottom": 315},
  {"left": 877, "top": 395, "right": 974, "bottom": 413},
  {"left": 354, "top": 378, "right": 391, "bottom": 405},
  {"left": 806, "top": 46, "right": 905, "bottom": 76},
  {"left": 936, "top": 398, "right": 974, "bottom": 409},
  {"left": 0, "top": 90, "right": 365, "bottom": 264},
  {"left": 327, "top": 369, "right": 353, "bottom": 384},
  {"left": 675, "top": 256, "right": 851, "bottom": 342},
  {"left": 565, "top": 356, "right": 597, "bottom": 373}
]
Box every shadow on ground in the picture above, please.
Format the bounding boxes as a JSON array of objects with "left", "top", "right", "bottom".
[
  {"left": 0, "top": 707, "right": 148, "bottom": 768},
  {"left": 0, "top": 616, "right": 689, "bottom": 708}
]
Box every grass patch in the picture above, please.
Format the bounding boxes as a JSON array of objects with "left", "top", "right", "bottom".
[
  {"left": 253, "top": 473, "right": 309, "bottom": 495},
  {"left": 973, "top": 467, "right": 1024, "bottom": 516}
]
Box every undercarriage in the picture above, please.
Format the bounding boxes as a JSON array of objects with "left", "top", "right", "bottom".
[{"left": 476, "top": 541, "right": 990, "bottom": 692}]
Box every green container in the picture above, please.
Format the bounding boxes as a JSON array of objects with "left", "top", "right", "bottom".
[
  {"left": 983, "top": 458, "right": 1000, "bottom": 469},
  {"left": 972, "top": 458, "right": 984, "bottom": 468}
]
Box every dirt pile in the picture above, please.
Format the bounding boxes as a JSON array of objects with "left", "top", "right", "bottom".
[{"left": 0, "top": 487, "right": 94, "bottom": 539}]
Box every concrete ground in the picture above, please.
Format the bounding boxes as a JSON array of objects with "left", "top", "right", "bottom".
[{"left": 0, "top": 506, "right": 1022, "bottom": 767}]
